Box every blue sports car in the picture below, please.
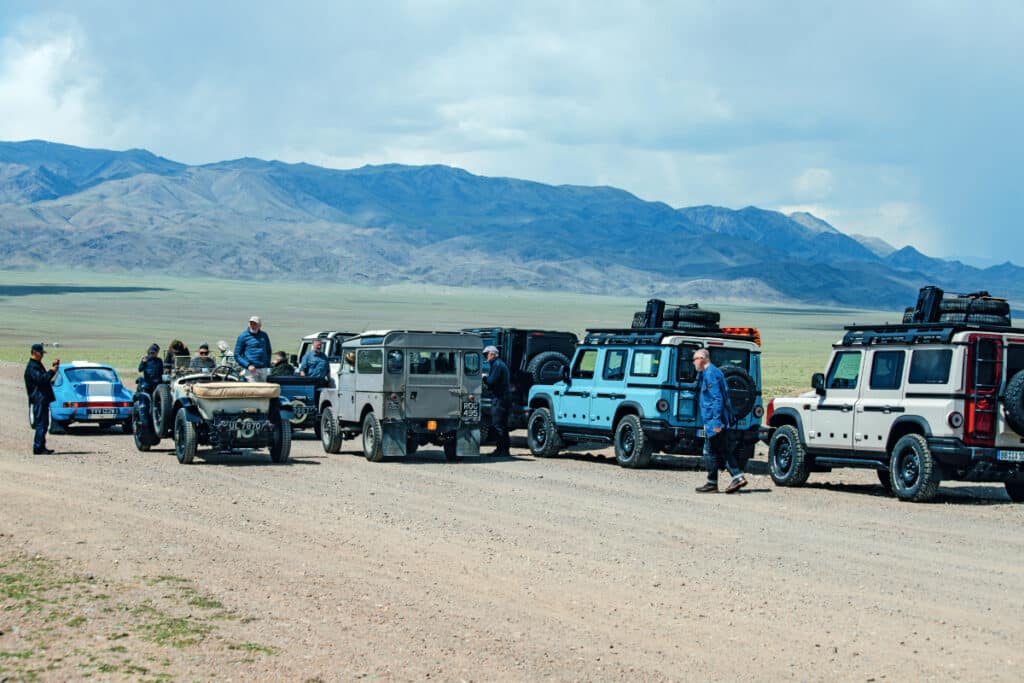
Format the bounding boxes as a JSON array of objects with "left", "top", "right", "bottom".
[{"left": 29, "top": 361, "right": 135, "bottom": 434}]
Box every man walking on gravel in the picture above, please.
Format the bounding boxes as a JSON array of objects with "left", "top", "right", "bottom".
[
  {"left": 693, "top": 348, "right": 747, "bottom": 493},
  {"left": 235, "top": 316, "right": 272, "bottom": 382},
  {"left": 24, "top": 343, "right": 58, "bottom": 455}
]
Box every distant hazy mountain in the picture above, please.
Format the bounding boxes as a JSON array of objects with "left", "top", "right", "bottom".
[
  {"left": 850, "top": 232, "right": 897, "bottom": 258},
  {"left": 0, "top": 139, "right": 1020, "bottom": 308}
]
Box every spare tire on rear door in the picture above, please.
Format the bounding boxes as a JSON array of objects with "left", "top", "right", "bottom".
[
  {"left": 1004, "top": 371, "right": 1024, "bottom": 436},
  {"left": 526, "top": 351, "right": 571, "bottom": 385},
  {"left": 721, "top": 365, "right": 757, "bottom": 421}
]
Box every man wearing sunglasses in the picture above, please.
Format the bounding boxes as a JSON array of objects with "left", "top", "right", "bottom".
[{"left": 189, "top": 341, "right": 217, "bottom": 372}]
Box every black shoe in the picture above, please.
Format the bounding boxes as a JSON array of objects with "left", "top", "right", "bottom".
[
  {"left": 695, "top": 482, "right": 718, "bottom": 493},
  {"left": 33, "top": 448, "right": 55, "bottom": 455},
  {"left": 489, "top": 449, "right": 511, "bottom": 457},
  {"left": 725, "top": 476, "right": 749, "bottom": 494}
]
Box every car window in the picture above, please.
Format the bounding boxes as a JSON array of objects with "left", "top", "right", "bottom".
[
  {"left": 908, "top": 349, "right": 952, "bottom": 384},
  {"left": 387, "top": 350, "right": 403, "bottom": 373},
  {"left": 572, "top": 349, "right": 598, "bottom": 379},
  {"left": 464, "top": 352, "right": 480, "bottom": 375},
  {"left": 357, "top": 349, "right": 383, "bottom": 374},
  {"left": 409, "top": 351, "right": 456, "bottom": 375},
  {"left": 65, "top": 367, "right": 120, "bottom": 383},
  {"left": 826, "top": 351, "right": 861, "bottom": 390},
  {"left": 631, "top": 350, "right": 662, "bottom": 378},
  {"left": 869, "top": 350, "right": 905, "bottom": 389},
  {"left": 602, "top": 349, "right": 628, "bottom": 380},
  {"left": 676, "top": 344, "right": 701, "bottom": 382},
  {"left": 710, "top": 347, "right": 749, "bottom": 369}
]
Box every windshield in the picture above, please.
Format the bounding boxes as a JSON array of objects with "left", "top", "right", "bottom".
[{"left": 65, "top": 367, "right": 120, "bottom": 384}]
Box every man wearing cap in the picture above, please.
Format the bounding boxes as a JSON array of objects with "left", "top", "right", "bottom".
[
  {"left": 24, "top": 343, "right": 58, "bottom": 454},
  {"left": 235, "top": 316, "right": 272, "bottom": 381},
  {"left": 189, "top": 342, "right": 216, "bottom": 372},
  {"left": 482, "top": 345, "right": 512, "bottom": 457},
  {"left": 138, "top": 344, "right": 164, "bottom": 394}
]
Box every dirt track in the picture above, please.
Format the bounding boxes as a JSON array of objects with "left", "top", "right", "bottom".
[{"left": 2, "top": 361, "right": 1022, "bottom": 681}]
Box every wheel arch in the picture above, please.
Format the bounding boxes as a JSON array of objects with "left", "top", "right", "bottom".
[
  {"left": 528, "top": 393, "right": 553, "bottom": 411},
  {"left": 886, "top": 416, "right": 930, "bottom": 453},
  {"left": 611, "top": 401, "right": 644, "bottom": 431},
  {"left": 768, "top": 407, "right": 803, "bottom": 436}
]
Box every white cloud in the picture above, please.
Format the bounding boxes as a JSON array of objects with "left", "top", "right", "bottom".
[
  {"left": 793, "top": 168, "right": 833, "bottom": 201},
  {"left": 0, "top": 14, "right": 102, "bottom": 145}
]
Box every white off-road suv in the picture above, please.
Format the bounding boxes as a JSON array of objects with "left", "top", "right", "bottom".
[{"left": 764, "top": 303, "right": 1024, "bottom": 502}]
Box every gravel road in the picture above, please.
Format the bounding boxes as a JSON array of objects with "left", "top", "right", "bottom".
[{"left": 2, "top": 362, "right": 1022, "bottom": 681}]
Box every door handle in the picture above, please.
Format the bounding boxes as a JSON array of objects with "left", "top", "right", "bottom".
[{"left": 841, "top": 404, "right": 852, "bottom": 412}]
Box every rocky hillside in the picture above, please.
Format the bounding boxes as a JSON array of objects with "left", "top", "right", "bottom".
[{"left": 1, "top": 140, "right": 1019, "bottom": 307}]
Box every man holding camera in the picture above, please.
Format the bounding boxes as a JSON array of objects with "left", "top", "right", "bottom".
[{"left": 24, "top": 343, "right": 58, "bottom": 455}]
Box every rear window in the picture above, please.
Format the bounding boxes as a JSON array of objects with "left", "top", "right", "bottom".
[
  {"left": 65, "top": 367, "right": 120, "bottom": 384},
  {"left": 409, "top": 351, "right": 456, "bottom": 375},
  {"left": 710, "top": 347, "right": 749, "bottom": 369},
  {"left": 908, "top": 349, "right": 952, "bottom": 385},
  {"left": 357, "top": 349, "right": 383, "bottom": 374},
  {"left": 630, "top": 350, "right": 662, "bottom": 378},
  {"left": 464, "top": 352, "right": 480, "bottom": 375},
  {"left": 387, "top": 350, "right": 404, "bottom": 373}
]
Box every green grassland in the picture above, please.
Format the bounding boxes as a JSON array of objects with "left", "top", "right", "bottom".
[{"left": 0, "top": 269, "right": 900, "bottom": 399}]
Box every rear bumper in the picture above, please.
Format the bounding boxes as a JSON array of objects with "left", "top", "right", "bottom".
[{"left": 928, "top": 437, "right": 1024, "bottom": 481}]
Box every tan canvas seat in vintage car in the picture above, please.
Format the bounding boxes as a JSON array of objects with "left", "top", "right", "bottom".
[{"left": 189, "top": 382, "right": 280, "bottom": 399}]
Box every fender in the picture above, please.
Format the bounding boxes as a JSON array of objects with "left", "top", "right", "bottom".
[
  {"left": 614, "top": 401, "right": 646, "bottom": 422},
  {"left": 768, "top": 407, "right": 806, "bottom": 441},
  {"left": 275, "top": 397, "right": 295, "bottom": 418},
  {"left": 886, "top": 415, "right": 932, "bottom": 451},
  {"left": 528, "top": 392, "right": 554, "bottom": 411}
]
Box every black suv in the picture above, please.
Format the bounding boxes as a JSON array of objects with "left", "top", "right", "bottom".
[{"left": 462, "top": 327, "right": 578, "bottom": 439}]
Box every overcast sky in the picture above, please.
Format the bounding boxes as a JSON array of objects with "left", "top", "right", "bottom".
[{"left": 1, "top": 1, "right": 1020, "bottom": 264}]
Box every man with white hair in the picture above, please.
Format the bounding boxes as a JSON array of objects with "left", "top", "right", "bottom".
[
  {"left": 234, "top": 316, "right": 272, "bottom": 381},
  {"left": 692, "top": 348, "right": 746, "bottom": 493},
  {"left": 482, "top": 345, "right": 512, "bottom": 457}
]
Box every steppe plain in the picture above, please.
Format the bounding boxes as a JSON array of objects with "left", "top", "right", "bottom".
[{"left": 1, "top": 271, "right": 1022, "bottom": 681}]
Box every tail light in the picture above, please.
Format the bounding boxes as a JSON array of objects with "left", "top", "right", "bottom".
[
  {"left": 964, "top": 335, "right": 1001, "bottom": 446},
  {"left": 62, "top": 401, "right": 131, "bottom": 408},
  {"left": 765, "top": 398, "right": 775, "bottom": 423}
]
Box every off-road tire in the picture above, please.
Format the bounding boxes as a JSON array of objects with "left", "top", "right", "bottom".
[
  {"left": 614, "top": 414, "right": 653, "bottom": 468},
  {"left": 443, "top": 434, "right": 458, "bottom": 461},
  {"left": 270, "top": 415, "right": 292, "bottom": 463},
  {"left": 1002, "top": 371, "right": 1024, "bottom": 436},
  {"left": 940, "top": 297, "right": 1010, "bottom": 316},
  {"left": 362, "top": 412, "right": 384, "bottom": 462},
  {"left": 938, "top": 312, "right": 1011, "bottom": 326},
  {"left": 526, "top": 407, "right": 561, "bottom": 457},
  {"left": 288, "top": 398, "right": 307, "bottom": 426},
  {"left": 153, "top": 384, "right": 173, "bottom": 437},
  {"left": 174, "top": 411, "right": 197, "bottom": 465},
  {"left": 631, "top": 311, "right": 647, "bottom": 329},
  {"left": 769, "top": 424, "right": 810, "bottom": 486},
  {"left": 132, "top": 395, "right": 158, "bottom": 451},
  {"left": 889, "top": 433, "right": 941, "bottom": 502},
  {"left": 877, "top": 469, "right": 893, "bottom": 493},
  {"left": 902, "top": 307, "right": 914, "bottom": 323},
  {"left": 320, "top": 407, "right": 342, "bottom": 453},
  {"left": 721, "top": 365, "right": 757, "bottom": 420},
  {"left": 665, "top": 307, "right": 720, "bottom": 325},
  {"left": 1005, "top": 482, "right": 1024, "bottom": 503},
  {"left": 526, "top": 351, "right": 571, "bottom": 386}
]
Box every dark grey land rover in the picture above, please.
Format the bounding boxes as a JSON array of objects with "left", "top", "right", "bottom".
[{"left": 317, "top": 330, "right": 483, "bottom": 461}]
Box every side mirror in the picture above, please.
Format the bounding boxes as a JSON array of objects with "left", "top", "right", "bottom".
[{"left": 811, "top": 372, "right": 826, "bottom": 396}]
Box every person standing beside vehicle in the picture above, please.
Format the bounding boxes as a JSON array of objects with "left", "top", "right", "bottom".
[
  {"left": 298, "top": 338, "right": 329, "bottom": 380},
  {"left": 138, "top": 344, "right": 164, "bottom": 394},
  {"left": 235, "top": 316, "right": 272, "bottom": 381},
  {"left": 693, "top": 348, "right": 746, "bottom": 493},
  {"left": 24, "top": 343, "right": 58, "bottom": 455},
  {"left": 482, "top": 345, "right": 512, "bottom": 457}
]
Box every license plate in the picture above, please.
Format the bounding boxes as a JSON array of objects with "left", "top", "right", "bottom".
[
  {"left": 996, "top": 450, "right": 1024, "bottom": 462},
  {"left": 86, "top": 409, "right": 116, "bottom": 416},
  {"left": 462, "top": 401, "right": 480, "bottom": 422}
]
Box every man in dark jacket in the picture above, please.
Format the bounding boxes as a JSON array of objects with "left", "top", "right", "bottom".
[
  {"left": 24, "top": 343, "right": 58, "bottom": 454},
  {"left": 692, "top": 348, "right": 746, "bottom": 493},
  {"left": 235, "top": 315, "right": 272, "bottom": 381},
  {"left": 482, "top": 345, "right": 512, "bottom": 457},
  {"left": 138, "top": 344, "right": 164, "bottom": 394}
]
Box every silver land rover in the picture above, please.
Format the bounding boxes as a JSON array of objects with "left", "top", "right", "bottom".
[{"left": 317, "top": 330, "right": 483, "bottom": 461}]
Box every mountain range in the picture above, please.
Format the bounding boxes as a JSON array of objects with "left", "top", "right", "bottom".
[{"left": 0, "top": 139, "right": 1018, "bottom": 309}]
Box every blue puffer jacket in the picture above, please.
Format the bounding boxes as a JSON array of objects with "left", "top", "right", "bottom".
[
  {"left": 235, "top": 329, "right": 272, "bottom": 369},
  {"left": 698, "top": 363, "right": 735, "bottom": 432}
]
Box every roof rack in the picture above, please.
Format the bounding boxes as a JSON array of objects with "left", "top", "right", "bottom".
[
  {"left": 842, "top": 322, "right": 1024, "bottom": 346},
  {"left": 584, "top": 328, "right": 757, "bottom": 346}
]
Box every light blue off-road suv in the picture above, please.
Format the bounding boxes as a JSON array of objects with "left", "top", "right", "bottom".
[{"left": 525, "top": 325, "right": 764, "bottom": 468}]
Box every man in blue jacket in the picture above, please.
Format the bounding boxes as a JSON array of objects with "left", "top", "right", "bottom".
[
  {"left": 235, "top": 315, "right": 272, "bottom": 381},
  {"left": 693, "top": 348, "right": 747, "bottom": 493},
  {"left": 298, "top": 339, "right": 329, "bottom": 380}
]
